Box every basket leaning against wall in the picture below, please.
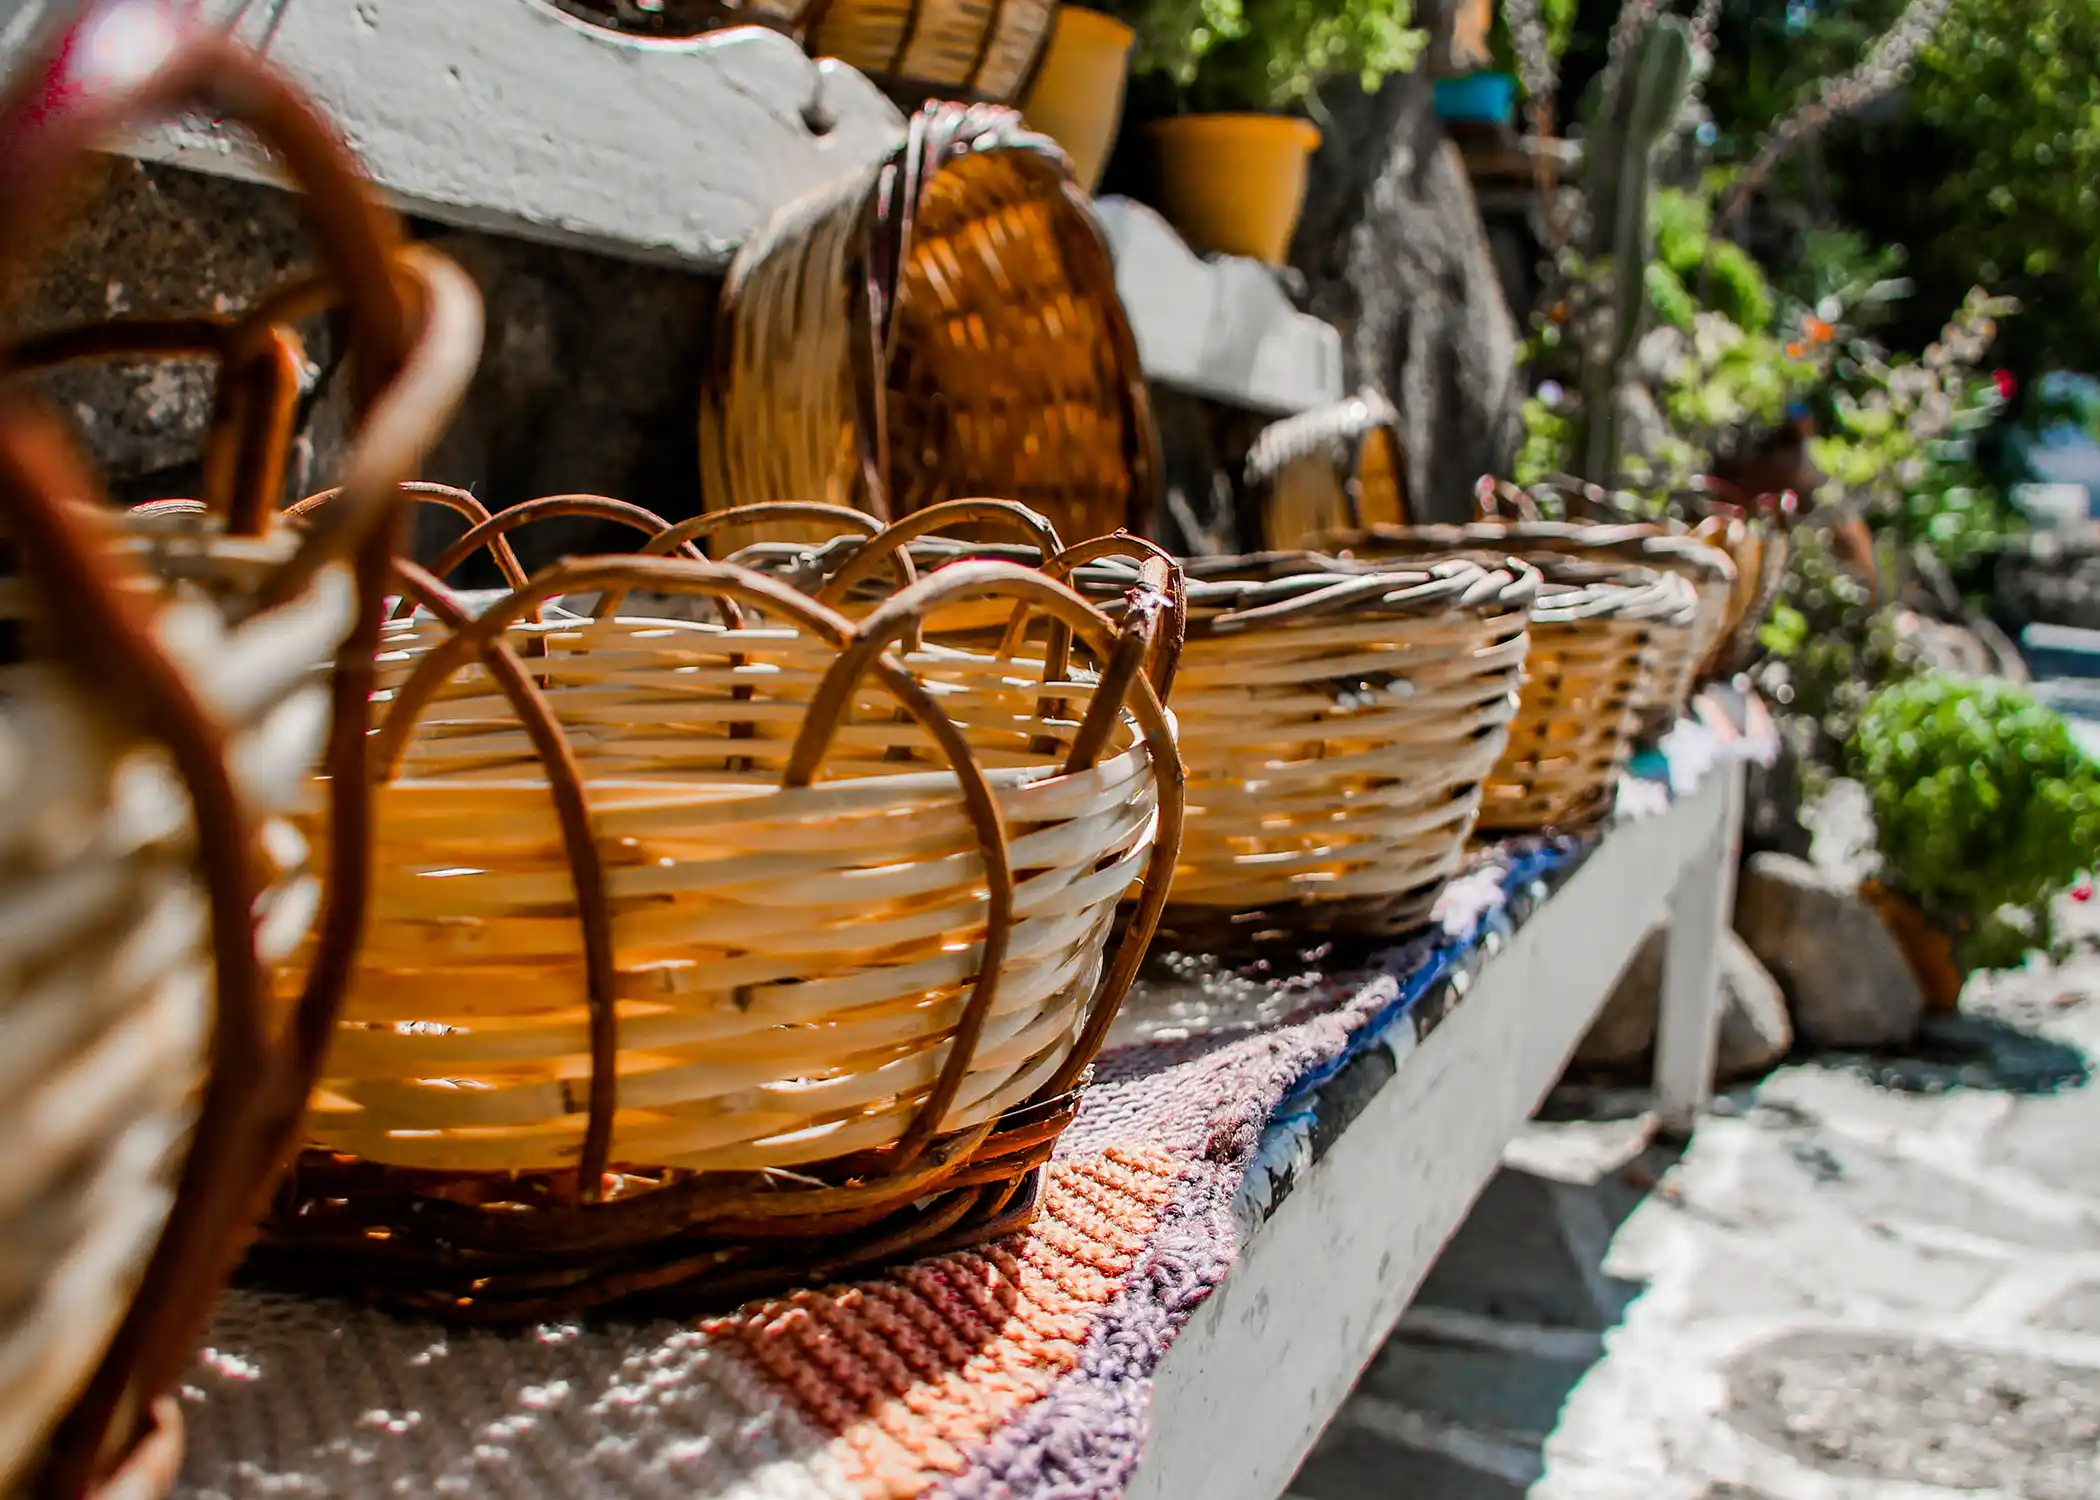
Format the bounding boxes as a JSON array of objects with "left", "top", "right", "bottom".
[
  {"left": 786, "top": 514, "right": 1541, "bottom": 938},
  {"left": 251, "top": 501, "right": 1184, "bottom": 1321},
  {"left": 0, "top": 15, "right": 479, "bottom": 1494},
  {"left": 701, "top": 101, "right": 1158, "bottom": 548}
]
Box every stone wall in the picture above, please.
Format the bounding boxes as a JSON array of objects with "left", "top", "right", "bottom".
[
  {"left": 1292, "top": 71, "right": 1525, "bottom": 526},
  {"left": 10, "top": 159, "right": 717, "bottom": 580}
]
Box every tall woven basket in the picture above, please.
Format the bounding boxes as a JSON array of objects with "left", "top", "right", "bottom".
[
  {"left": 701, "top": 102, "right": 1158, "bottom": 547},
  {"left": 802, "top": 0, "right": 1057, "bottom": 105},
  {"left": 789, "top": 514, "right": 1539, "bottom": 937},
  {"left": 1247, "top": 389, "right": 1409, "bottom": 551},
  {"left": 0, "top": 16, "right": 478, "bottom": 1494},
  {"left": 252, "top": 501, "right": 1184, "bottom": 1321},
  {"left": 1332, "top": 530, "right": 1696, "bottom": 834}
]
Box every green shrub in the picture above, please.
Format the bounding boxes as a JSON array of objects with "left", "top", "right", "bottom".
[
  {"left": 1114, "top": 0, "right": 1424, "bottom": 111},
  {"left": 1850, "top": 674, "right": 2100, "bottom": 965}
]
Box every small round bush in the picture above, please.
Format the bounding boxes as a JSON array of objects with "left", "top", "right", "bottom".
[{"left": 1850, "top": 673, "right": 2100, "bottom": 964}]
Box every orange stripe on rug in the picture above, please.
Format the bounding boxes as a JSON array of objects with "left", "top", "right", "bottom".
[{"left": 707, "top": 1146, "right": 1181, "bottom": 1499}]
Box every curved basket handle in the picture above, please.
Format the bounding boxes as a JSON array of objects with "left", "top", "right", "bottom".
[
  {"left": 288, "top": 480, "right": 532, "bottom": 616},
  {"left": 593, "top": 501, "right": 888, "bottom": 618},
  {"left": 0, "top": 12, "right": 477, "bottom": 603},
  {"left": 7, "top": 308, "right": 308, "bottom": 537},
  {"left": 811, "top": 498, "right": 1065, "bottom": 610},
  {"left": 1028, "top": 531, "right": 1184, "bottom": 704}
]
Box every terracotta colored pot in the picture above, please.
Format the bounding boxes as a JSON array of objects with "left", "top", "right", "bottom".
[
  {"left": 1147, "top": 113, "right": 1322, "bottom": 266},
  {"left": 1861, "top": 879, "right": 1968, "bottom": 1014},
  {"left": 1019, "top": 6, "right": 1134, "bottom": 193}
]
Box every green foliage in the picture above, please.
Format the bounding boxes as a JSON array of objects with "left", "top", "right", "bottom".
[
  {"left": 1114, "top": 0, "right": 1424, "bottom": 111},
  {"left": 1808, "top": 291, "right": 2023, "bottom": 572},
  {"left": 1758, "top": 527, "right": 1922, "bottom": 769},
  {"left": 1488, "top": 0, "right": 1577, "bottom": 95},
  {"left": 1850, "top": 674, "right": 2100, "bottom": 962},
  {"left": 1908, "top": 0, "right": 2100, "bottom": 368},
  {"left": 1649, "top": 188, "right": 1775, "bottom": 333}
]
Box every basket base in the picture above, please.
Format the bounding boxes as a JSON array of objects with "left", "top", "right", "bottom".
[
  {"left": 1152, "top": 886, "right": 1445, "bottom": 950},
  {"left": 248, "top": 1096, "right": 1077, "bottom": 1323}
]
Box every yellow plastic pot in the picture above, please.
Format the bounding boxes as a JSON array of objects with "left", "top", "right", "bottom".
[
  {"left": 1019, "top": 7, "right": 1135, "bottom": 194},
  {"left": 1147, "top": 113, "right": 1322, "bottom": 266}
]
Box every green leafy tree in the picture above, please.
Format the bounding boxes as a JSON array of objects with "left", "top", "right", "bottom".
[{"left": 1114, "top": 0, "right": 1424, "bottom": 111}]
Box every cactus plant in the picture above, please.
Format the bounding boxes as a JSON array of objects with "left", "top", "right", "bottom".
[{"left": 1569, "top": 13, "right": 1693, "bottom": 483}]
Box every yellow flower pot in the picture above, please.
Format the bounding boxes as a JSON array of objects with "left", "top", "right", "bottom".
[
  {"left": 1147, "top": 113, "right": 1322, "bottom": 266},
  {"left": 1019, "top": 6, "right": 1135, "bottom": 194}
]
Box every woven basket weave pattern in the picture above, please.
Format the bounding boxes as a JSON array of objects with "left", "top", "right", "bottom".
[{"left": 806, "top": 0, "right": 1058, "bottom": 104}]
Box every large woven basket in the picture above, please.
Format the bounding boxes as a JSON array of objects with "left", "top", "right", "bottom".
[
  {"left": 1247, "top": 389, "right": 1409, "bottom": 551},
  {"left": 252, "top": 507, "right": 1183, "bottom": 1321},
  {"left": 787, "top": 514, "right": 1539, "bottom": 937},
  {"left": 0, "top": 17, "right": 478, "bottom": 1493},
  {"left": 802, "top": 0, "right": 1057, "bottom": 105},
  {"left": 1332, "top": 530, "right": 1696, "bottom": 833},
  {"left": 701, "top": 102, "right": 1158, "bottom": 547}
]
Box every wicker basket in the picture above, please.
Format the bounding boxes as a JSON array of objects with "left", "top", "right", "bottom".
[
  {"left": 701, "top": 102, "right": 1158, "bottom": 547},
  {"left": 1464, "top": 491, "right": 1737, "bottom": 738},
  {"left": 1247, "top": 389, "right": 1409, "bottom": 550},
  {"left": 251, "top": 510, "right": 1183, "bottom": 1321},
  {"left": 0, "top": 21, "right": 478, "bottom": 1493},
  {"left": 1331, "top": 530, "right": 1697, "bottom": 833},
  {"left": 803, "top": 0, "right": 1057, "bottom": 105},
  {"left": 1500, "top": 475, "right": 1789, "bottom": 682},
  {"left": 789, "top": 517, "right": 1538, "bottom": 936}
]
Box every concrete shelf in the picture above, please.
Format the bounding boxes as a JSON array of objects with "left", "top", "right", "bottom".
[
  {"left": 1093, "top": 196, "right": 1345, "bottom": 416},
  {"left": 0, "top": 0, "right": 907, "bottom": 272}
]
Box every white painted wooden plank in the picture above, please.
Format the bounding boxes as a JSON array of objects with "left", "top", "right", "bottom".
[
  {"left": 1654, "top": 760, "right": 1744, "bottom": 1131},
  {"left": 1093, "top": 196, "right": 1345, "bottom": 415},
  {"left": 0, "top": 0, "right": 906, "bottom": 270},
  {"left": 1124, "top": 773, "right": 1741, "bottom": 1500}
]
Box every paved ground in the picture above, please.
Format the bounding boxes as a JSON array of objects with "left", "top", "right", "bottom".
[{"left": 1285, "top": 895, "right": 2100, "bottom": 1500}]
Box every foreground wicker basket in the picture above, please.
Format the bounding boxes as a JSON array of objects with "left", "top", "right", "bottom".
[
  {"left": 1247, "top": 389, "right": 1409, "bottom": 550},
  {"left": 789, "top": 516, "right": 1539, "bottom": 936},
  {"left": 0, "top": 21, "right": 479, "bottom": 1493},
  {"left": 702, "top": 102, "right": 1157, "bottom": 547},
  {"left": 1332, "top": 531, "right": 1696, "bottom": 833},
  {"left": 253, "top": 510, "right": 1183, "bottom": 1320},
  {"left": 802, "top": 0, "right": 1057, "bottom": 105}
]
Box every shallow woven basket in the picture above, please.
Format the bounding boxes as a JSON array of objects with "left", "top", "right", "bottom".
[
  {"left": 252, "top": 509, "right": 1183, "bottom": 1321},
  {"left": 802, "top": 0, "right": 1057, "bottom": 105},
  {"left": 1331, "top": 530, "right": 1696, "bottom": 833},
  {"left": 1247, "top": 389, "right": 1409, "bottom": 551},
  {"left": 788, "top": 515, "right": 1539, "bottom": 937},
  {"left": 701, "top": 102, "right": 1158, "bottom": 549},
  {"left": 0, "top": 20, "right": 478, "bottom": 1494}
]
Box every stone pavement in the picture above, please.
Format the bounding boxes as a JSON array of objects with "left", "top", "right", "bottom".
[{"left": 1286, "top": 897, "right": 2100, "bottom": 1500}]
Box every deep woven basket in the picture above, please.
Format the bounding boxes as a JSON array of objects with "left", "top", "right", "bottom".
[
  {"left": 701, "top": 102, "right": 1157, "bottom": 548},
  {"left": 1247, "top": 389, "right": 1408, "bottom": 551},
  {"left": 251, "top": 501, "right": 1183, "bottom": 1321},
  {"left": 783, "top": 513, "right": 1539, "bottom": 937},
  {"left": 802, "top": 0, "right": 1057, "bottom": 105},
  {"left": 0, "top": 16, "right": 479, "bottom": 1490},
  {"left": 1330, "top": 530, "right": 1697, "bottom": 833}
]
